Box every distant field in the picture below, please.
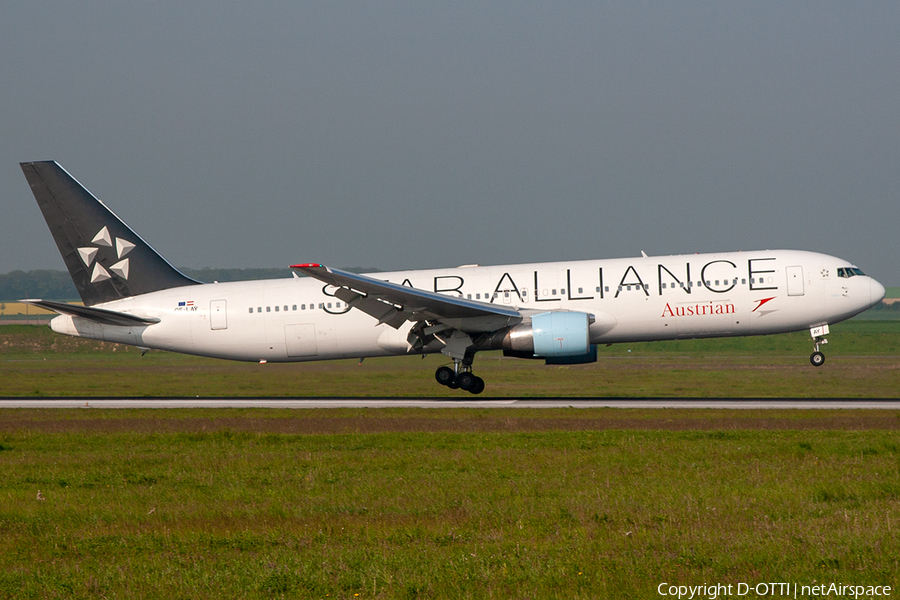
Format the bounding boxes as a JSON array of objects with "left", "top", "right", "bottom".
[
  {"left": 2, "top": 321, "right": 899, "bottom": 397},
  {"left": 0, "top": 302, "right": 55, "bottom": 315},
  {"left": 0, "top": 409, "right": 897, "bottom": 599}
]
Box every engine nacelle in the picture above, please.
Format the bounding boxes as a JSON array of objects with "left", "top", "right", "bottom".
[
  {"left": 495, "top": 311, "right": 595, "bottom": 363},
  {"left": 532, "top": 311, "right": 591, "bottom": 357}
]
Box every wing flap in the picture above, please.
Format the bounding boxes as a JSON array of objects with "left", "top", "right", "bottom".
[
  {"left": 291, "top": 264, "right": 522, "bottom": 332},
  {"left": 21, "top": 299, "right": 160, "bottom": 327},
  {"left": 332, "top": 286, "right": 409, "bottom": 329}
]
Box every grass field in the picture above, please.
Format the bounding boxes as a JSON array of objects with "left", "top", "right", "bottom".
[
  {"left": 0, "top": 409, "right": 898, "bottom": 599},
  {"left": 1, "top": 323, "right": 898, "bottom": 598},
  {"left": 3, "top": 321, "right": 899, "bottom": 397}
]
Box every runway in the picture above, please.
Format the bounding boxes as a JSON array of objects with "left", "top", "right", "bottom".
[{"left": 1, "top": 398, "right": 899, "bottom": 409}]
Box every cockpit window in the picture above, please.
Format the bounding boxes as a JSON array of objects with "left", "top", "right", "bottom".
[{"left": 837, "top": 267, "right": 866, "bottom": 278}]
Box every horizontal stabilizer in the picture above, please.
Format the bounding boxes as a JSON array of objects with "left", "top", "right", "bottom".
[{"left": 21, "top": 299, "right": 160, "bottom": 327}]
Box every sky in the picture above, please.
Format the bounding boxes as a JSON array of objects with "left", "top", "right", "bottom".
[{"left": 2, "top": 2, "right": 898, "bottom": 283}]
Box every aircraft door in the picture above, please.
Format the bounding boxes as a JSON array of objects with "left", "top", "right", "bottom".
[
  {"left": 786, "top": 266, "right": 805, "bottom": 296},
  {"left": 210, "top": 300, "right": 227, "bottom": 330},
  {"left": 285, "top": 324, "right": 318, "bottom": 357}
]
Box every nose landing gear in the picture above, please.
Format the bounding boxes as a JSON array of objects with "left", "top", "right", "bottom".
[
  {"left": 809, "top": 324, "right": 829, "bottom": 367},
  {"left": 435, "top": 361, "right": 485, "bottom": 394}
]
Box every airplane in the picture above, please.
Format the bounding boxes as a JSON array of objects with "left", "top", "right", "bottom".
[{"left": 19, "top": 161, "right": 886, "bottom": 395}]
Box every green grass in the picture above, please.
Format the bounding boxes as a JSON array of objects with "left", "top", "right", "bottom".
[
  {"left": 2, "top": 322, "right": 900, "bottom": 397},
  {"left": 0, "top": 409, "right": 898, "bottom": 598}
]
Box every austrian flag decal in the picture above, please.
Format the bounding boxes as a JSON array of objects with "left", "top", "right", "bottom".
[{"left": 174, "top": 300, "right": 197, "bottom": 312}]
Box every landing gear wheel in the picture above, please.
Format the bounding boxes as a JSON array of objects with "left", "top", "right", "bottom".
[
  {"left": 810, "top": 351, "right": 825, "bottom": 367},
  {"left": 435, "top": 366, "right": 456, "bottom": 386},
  {"left": 468, "top": 376, "right": 485, "bottom": 395},
  {"left": 457, "top": 372, "right": 477, "bottom": 391}
]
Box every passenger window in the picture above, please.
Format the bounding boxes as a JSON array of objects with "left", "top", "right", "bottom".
[
  {"left": 292, "top": 305, "right": 297, "bottom": 311},
  {"left": 266, "top": 307, "right": 271, "bottom": 312},
  {"left": 257, "top": 307, "right": 262, "bottom": 313},
  {"left": 248, "top": 308, "right": 253, "bottom": 314},
  {"left": 275, "top": 306, "right": 279, "bottom": 312}
]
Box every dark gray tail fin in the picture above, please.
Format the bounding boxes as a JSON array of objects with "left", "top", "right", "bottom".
[{"left": 20, "top": 161, "right": 201, "bottom": 306}]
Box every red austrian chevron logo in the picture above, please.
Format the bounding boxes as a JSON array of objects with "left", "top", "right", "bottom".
[{"left": 752, "top": 297, "right": 777, "bottom": 312}]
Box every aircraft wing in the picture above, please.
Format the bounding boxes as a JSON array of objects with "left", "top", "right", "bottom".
[
  {"left": 21, "top": 299, "right": 160, "bottom": 327},
  {"left": 290, "top": 264, "right": 522, "bottom": 332}
]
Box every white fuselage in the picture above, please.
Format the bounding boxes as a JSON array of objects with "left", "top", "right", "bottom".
[{"left": 49, "top": 250, "right": 884, "bottom": 363}]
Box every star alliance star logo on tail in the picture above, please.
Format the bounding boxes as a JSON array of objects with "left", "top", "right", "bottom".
[{"left": 77, "top": 226, "right": 136, "bottom": 283}]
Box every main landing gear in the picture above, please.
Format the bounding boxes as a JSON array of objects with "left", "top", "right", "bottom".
[
  {"left": 435, "top": 362, "right": 485, "bottom": 395},
  {"left": 809, "top": 324, "right": 829, "bottom": 367}
]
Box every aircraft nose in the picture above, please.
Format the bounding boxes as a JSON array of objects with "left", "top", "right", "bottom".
[{"left": 870, "top": 278, "right": 886, "bottom": 305}]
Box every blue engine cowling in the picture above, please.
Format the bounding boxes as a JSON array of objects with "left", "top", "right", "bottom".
[
  {"left": 498, "top": 311, "right": 597, "bottom": 364},
  {"left": 532, "top": 311, "right": 590, "bottom": 357}
]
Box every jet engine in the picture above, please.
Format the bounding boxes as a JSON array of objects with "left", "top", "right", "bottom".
[{"left": 492, "top": 311, "right": 599, "bottom": 364}]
